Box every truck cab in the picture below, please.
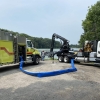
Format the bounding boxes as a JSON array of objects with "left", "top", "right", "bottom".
[
  {"left": 74, "top": 40, "right": 100, "bottom": 63},
  {"left": 26, "top": 39, "right": 41, "bottom": 64},
  {"left": 26, "top": 39, "right": 34, "bottom": 55}
]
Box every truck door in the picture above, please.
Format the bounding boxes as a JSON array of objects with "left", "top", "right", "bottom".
[{"left": 97, "top": 41, "right": 100, "bottom": 57}]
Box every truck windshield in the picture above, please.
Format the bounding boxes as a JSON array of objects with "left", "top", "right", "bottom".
[{"left": 27, "top": 41, "right": 32, "bottom": 47}]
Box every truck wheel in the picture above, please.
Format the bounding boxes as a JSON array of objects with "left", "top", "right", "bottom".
[
  {"left": 33, "top": 56, "right": 40, "bottom": 65},
  {"left": 64, "top": 56, "right": 69, "bottom": 63},
  {"left": 58, "top": 56, "right": 64, "bottom": 62}
]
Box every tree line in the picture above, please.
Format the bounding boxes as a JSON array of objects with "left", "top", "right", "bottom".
[
  {"left": 0, "top": 28, "right": 59, "bottom": 48},
  {"left": 0, "top": 28, "right": 79, "bottom": 48}
]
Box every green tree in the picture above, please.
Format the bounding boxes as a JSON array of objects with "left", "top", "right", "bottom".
[{"left": 79, "top": 1, "right": 100, "bottom": 46}]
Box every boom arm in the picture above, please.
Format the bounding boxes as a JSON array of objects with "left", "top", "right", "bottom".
[{"left": 50, "top": 33, "right": 70, "bottom": 52}]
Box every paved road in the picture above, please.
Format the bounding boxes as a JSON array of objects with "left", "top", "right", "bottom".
[{"left": 0, "top": 60, "right": 100, "bottom": 100}]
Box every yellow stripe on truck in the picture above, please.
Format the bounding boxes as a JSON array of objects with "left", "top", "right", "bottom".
[{"left": 0, "top": 40, "right": 14, "bottom": 64}]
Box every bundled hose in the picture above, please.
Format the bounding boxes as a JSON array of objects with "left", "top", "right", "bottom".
[{"left": 19, "top": 56, "right": 77, "bottom": 78}]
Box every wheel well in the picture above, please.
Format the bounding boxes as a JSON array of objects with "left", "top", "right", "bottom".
[{"left": 32, "top": 54, "right": 41, "bottom": 60}]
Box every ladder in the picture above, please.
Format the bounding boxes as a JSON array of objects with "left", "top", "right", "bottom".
[{"left": 13, "top": 36, "right": 18, "bottom": 63}]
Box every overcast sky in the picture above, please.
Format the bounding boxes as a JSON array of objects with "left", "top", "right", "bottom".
[{"left": 0, "top": 0, "right": 98, "bottom": 44}]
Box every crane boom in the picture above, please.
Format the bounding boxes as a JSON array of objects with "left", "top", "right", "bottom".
[
  {"left": 46, "top": 33, "right": 75, "bottom": 63},
  {"left": 50, "top": 33, "right": 70, "bottom": 52}
]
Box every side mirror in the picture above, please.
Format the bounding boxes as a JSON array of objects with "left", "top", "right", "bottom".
[{"left": 31, "top": 42, "right": 34, "bottom": 48}]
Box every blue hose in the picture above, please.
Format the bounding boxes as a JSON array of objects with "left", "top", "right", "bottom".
[{"left": 19, "top": 56, "right": 77, "bottom": 78}]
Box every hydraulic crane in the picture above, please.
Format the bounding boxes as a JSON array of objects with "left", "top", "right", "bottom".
[{"left": 49, "top": 33, "right": 74, "bottom": 63}]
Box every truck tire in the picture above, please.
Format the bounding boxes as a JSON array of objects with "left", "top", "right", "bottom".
[
  {"left": 33, "top": 55, "right": 40, "bottom": 65},
  {"left": 58, "top": 56, "right": 64, "bottom": 62},
  {"left": 64, "top": 56, "right": 70, "bottom": 63}
]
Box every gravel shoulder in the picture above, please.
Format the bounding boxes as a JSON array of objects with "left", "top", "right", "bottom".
[{"left": 0, "top": 60, "right": 100, "bottom": 100}]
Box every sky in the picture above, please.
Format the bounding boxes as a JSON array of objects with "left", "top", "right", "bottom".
[{"left": 0, "top": 0, "right": 98, "bottom": 44}]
